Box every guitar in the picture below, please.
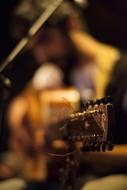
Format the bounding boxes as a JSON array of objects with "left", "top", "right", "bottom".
[
  {"left": 60, "top": 97, "right": 114, "bottom": 152},
  {"left": 48, "top": 97, "right": 114, "bottom": 190}
]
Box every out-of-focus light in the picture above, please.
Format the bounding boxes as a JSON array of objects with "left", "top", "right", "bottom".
[
  {"left": 74, "top": 0, "right": 88, "bottom": 8},
  {"left": 32, "top": 63, "right": 63, "bottom": 90}
]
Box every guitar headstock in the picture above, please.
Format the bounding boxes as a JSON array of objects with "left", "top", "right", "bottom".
[{"left": 61, "top": 97, "right": 114, "bottom": 152}]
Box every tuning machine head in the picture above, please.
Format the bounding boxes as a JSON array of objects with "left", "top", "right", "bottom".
[
  {"left": 86, "top": 100, "right": 95, "bottom": 107},
  {"left": 95, "top": 99, "right": 102, "bottom": 105},
  {"left": 82, "top": 99, "right": 95, "bottom": 110},
  {"left": 107, "top": 143, "right": 114, "bottom": 151},
  {"left": 81, "top": 145, "right": 90, "bottom": 152},
  {"left": 95, "top": 96, "right": 112, "bottom": 105},
  {"left": 81, "top": 141, "right": 114, "bottom": 152}
]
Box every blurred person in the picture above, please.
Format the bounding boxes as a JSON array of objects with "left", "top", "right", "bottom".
[
  {"left": 106, "top": 53, "right": 127, "bottom": 145},
  {"left": 7, "top": 0, "right": 96, "bottom": 99},
  {"left": 2, "top": 2, "right": 93, "bottom": 184},
  {"left": 1, "top": 2, "right": 92, "bottom": 189},
  {"left": 67, "top": 17, "right": 127, "bottom": 190},
  {"left": 7, "top": 63, "right": 64, "bottom": 152},
  {"left": 67, "top": 14, "right": 127, "bottom": 147},
  {"left": 0, "top": 64, "right": 63, "bottom": 190},
  {"left": 50, "top": 2, "right": 127, "bottom": 190},
  {"left": 5, "top": 69, "right": 80, "bottom": 190}
]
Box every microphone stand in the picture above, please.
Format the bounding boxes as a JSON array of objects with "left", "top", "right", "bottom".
[
  {"left": 0, "top": 0, "right": 64, "bottom": 150},
  {"left": 0, "top": 0, "right": 84, "bottom": 187},
  {"left": 0, "top": 76, "right": 11, "bottom": 153},
  {"left": 0, "top": 0, "right": 63, "bottom": 73},
  {"left": 0, "top": 1, "right": 79, "bottom": 189}
]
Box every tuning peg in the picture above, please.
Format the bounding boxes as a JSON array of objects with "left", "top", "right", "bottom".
[
  {"left": 81, "top": 145, "right": 90, "bottom": 152},
  {"left": 95, "top": 99, "right": 100, "bottom": 105},
  {"left": 106, "top": 96, "right": 112, "bottom": 103},
  {"left": 90, "top": 145, "right": 96, "bottom": 151},
  {"left": 95, "top": 99, "right": 102, "bottom": 105},
  {"left": 96, "top": 144, "right": 101, "bottom": 151},
  {"left": 102, "top": 144, "right": 106, "bottom": 152},
  {"left": 81, "top": 100, "right": 88, "bottom": 110},
  {"left": 101, "top": 96, "right": 112, "bottom": 104},
  {"left": 107, "top": 143, "right": 113, "bottom": 151},
  {"left": 100, "top": 98, "right": 106, "bottom": 104},
  {"left": 87, "top": 100, "right": 95, "bottom": 107}
]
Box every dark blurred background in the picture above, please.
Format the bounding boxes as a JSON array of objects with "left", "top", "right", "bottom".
[{"left": 1, "top": 0, "right": 127, "bottom": 63}]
